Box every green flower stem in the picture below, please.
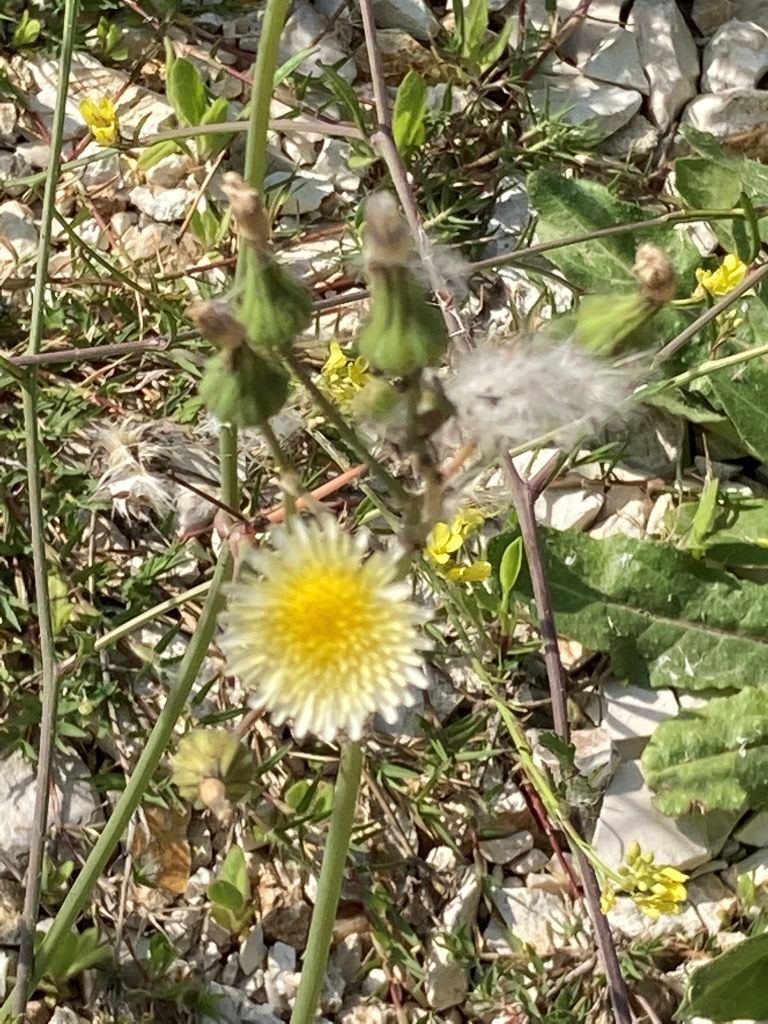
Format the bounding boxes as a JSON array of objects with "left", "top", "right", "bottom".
[
  {"left": 12, "top": 0, "right": 80, "bottom": 1015},
  {"left": 260, "top": 417, "right": 298, "bottom": 519},
  {"left": 652, "top": 339, "right": 768, "bottom": 391},
  {"left": 244, "top": 0, "right": 291, "bottom": 195},
  {"left": 290, "top": 742, "right": 363, "bottom": 1024},
  {"left": 0, "top": 551, "right": 232, "bottom": 1022}
]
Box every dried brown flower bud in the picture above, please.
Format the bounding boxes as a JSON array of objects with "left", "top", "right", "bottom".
[
  {"left": 633, "top": 244, "right": 677, "bottom": 304},
  {"left": 188, "top": 299, "right": 246, "bottom": 350},
  {"left": 222, "top": 171, "right": 270, "bottom": 247},
  {"left": 363, "top": 191, "right": 413, "bottom": 270}
]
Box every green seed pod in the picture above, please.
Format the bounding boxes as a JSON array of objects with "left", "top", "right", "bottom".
[
  {"left": 358, "top": 265, "right": 448, "bottom": 376},
  {"left": 237, "top": 244, "right": 313, "bottom": 354},
  {"left": 170, "top": 728, "right": 255, "bottom": 810},
  {"left": 351, "top": 376, "right": 402, "bottom": 423},
  {"left": 199, "top": 345, "right": 289, "bottom": 426}
]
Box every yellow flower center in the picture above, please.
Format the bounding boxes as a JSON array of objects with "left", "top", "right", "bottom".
[{"left": 270, "top": 568, "right": 377, "bottom": 676}]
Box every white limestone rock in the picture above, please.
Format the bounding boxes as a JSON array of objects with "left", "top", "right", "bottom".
[
  {"left": 280, "top": 0, "right": 355, "bottom": 81},
  {"left": 592, "top": 682, "right": 678, "bottom": 759},
  {"left": 267, "top": 171, "right": 334, "bottom": 216},
  {"left": 599, "top": 114, "right": 659, "bottom": 160},
  {"left": 480, "top": 830, "right": 534, "bottom": 865},
  {"left": 534, "top": 488, "right": 605, "bottom": 532},
  {"left": 735, "top": 809, "right": 768, "bottom": 847},
  {"left": 129, "top": 185, "right": 190, "bottom": 222},
  {"left": 582, "top": 27, "right": 649, "bottom": 94},
  {"left": 594, "top": 760, "right": 739, "bottom": 872},
  {"left": 702, "top": 20, "right": 768, "bottom": 91},
  {"left": 0, "top": 200, "right": 38, "bottom": 278},
  {"left": 145, "top": 153, "right": 193, "bottom": 190},
  {"left": 682, "top": 89, "right": 768, "bottom": 139},
  {"left": 694, "top": 0, "right": 768, "bottom": 34},
  {"left": 484, "top": 886, "right": 572, "bottom": 955},
  {"left": 372, "top": 0, "right": 441, "bottom": 40},
  {"left": 530, "top": 65, "right": 642, "bottom": 142},
  {"left": 0, "top": 749, "right": 101, "bottom": 869},
  {"left": 0, "top": 102, "right": 18, "bottom": 145},
  {"left": 630, "top": 0, "right": 699, "bottom": 130}
]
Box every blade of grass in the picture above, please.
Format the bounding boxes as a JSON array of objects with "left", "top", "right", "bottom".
[{"left": 12, "top": 0, "right": 80, "bottom": 1014}]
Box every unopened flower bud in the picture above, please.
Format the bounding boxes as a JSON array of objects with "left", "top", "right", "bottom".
[
  {"left": 170, "top": 728, "right": 255, "bottom": 810},
  {"left": 363, "top": 191, "right": 414, "bottom": 269},
  {"left": 199, "top": 345, "right": 289, "bottom": 426},
  {"left": 188, "top": 299, "right": 246, "bottom": 350},
  {"left": 222, "top": 171, "right": 270, "bottom": 247},
  {"left": 633, "top": 244, "right": 677, "bottom": 304},
  {"left": 237, "top": 244, "right": 313, "bottom": 354}
]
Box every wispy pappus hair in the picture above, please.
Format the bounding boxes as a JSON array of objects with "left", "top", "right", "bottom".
[{"left": 446, "top": 337, "right": 640, "bottom": 452}]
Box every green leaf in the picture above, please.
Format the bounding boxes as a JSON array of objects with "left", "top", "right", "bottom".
[
  {"left": 478, "top": 17, "right": 515, "bottom": 70},
  {"left": 320, "top": 66, "right": 369, "bottom": 136},
  {"left": 679, "top": 477, "right": 719, "bottom": 558},
  {"left": 166, "top": 57, "right": 207, "bottom": 127},
  {"left": 208, "top": 878, "right": 245, "bottom": 913},
  {"left": 668, "top": 496, "right": 768, "bottom": 569},
  {"left": 514, "top": 528, "right": 768, "bottom": 691},
  {"left": 527, "top": 170, "right": 699, "bottom": 293},
  {"left": 462, "top": 0, "right": 488, "bottom": 55},
  {"left": 709, "top": 358, "right": 768, "bottom": 462},
  {"left": 680, "top": 929, "right": 768, "bottom": 1019},
  {"left": 137, "top": 139, "right": 183, "bottom": 171},
  {"left": 218, "top": 843, "right": 249, "bottom": 900},
  {"left": 642, "top": 688, "right": 768, "bottom": 815},
  {"left": 498, "top": 537, "right": 523, "bottom": 616},
  {"left": 13, "top": 10, "right": 41, "bottom": 48},
  {"left": 199, "top": 96, "right": 231, "bottom": 158},
  {"left": 673, "top": 157, "right": 743, "bottom": 211},
  {"left": 393, "top": 70, "right": 428, "bottom": 155}
]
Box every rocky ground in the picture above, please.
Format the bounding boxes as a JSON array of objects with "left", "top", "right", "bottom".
[{"left": 3, "top": 1, "right": 768, "bottom": 1023}]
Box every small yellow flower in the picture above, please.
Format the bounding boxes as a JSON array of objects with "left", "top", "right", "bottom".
[
  {"left": 221, "top": 516, "right": 428, "bottom": 743},
  {"left": 601, "top": 841, "right": 688, "bottom": 921},
  {"left": 79, "top": 95, "right": 119, "bottom": 146},
  {"left": 424, "top": 521, "right": 464, "bottom": 565},
  {"left": 424, "top": 508, "right": 488, "bottom": 584},
  {"left": 445, "top": 561, "right": 492, "bottom": 583},
  {"left": 693, "top": 253, "right": 748, "bottom": 298},
  {"left": 319, "top": 341, "right": 370, "bottom": 406}
]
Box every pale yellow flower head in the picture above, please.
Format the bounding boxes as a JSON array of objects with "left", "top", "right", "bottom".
[
  {"left": 693, "top": 253, "right": 748, "bottom": 298},
  {"left": 79, "top": 95, "right": 119, "bottom": 146},
  {"left": 221, "top": 516, "right": 428, "bottom": 743},
  {"left": 600, "top": 841, "right": 688, "bottom": 920}
]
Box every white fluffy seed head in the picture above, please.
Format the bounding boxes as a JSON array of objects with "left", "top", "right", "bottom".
[{"left": 446, "top": 337, "right": 640, "bottom": 452}]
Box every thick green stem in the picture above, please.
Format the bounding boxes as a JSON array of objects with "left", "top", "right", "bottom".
[
  {"left": 12, "top": 0, "right": 79, "bottom": 1016},
  {"left": 290, "top": 742, "right": 363, "bottom": 1024},
  {"left": 0, "top": 552, "right": 231, "bottom": 1022},
  {"left": 244, "top": 0, "right": 292, "bottom": 191}
]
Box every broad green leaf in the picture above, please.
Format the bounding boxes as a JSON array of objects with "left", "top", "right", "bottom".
[
  {"left": 710, "top": 359, "right": 768, "bottom": 462},
  {"left": 393, "top": 70, "right": 428, "bottom": 154},
  {"left": 668, "top": 496, "right": 768, "bottom": 569},
  {"left": 527, "top": 170, "right": 699, "bottom": 293},
  {"left": 498, "top": 537, "right": 523, "bottom": 616},
  {"left": 514, "top": 528, "right": 768, "bottom": 690},
  {"left": 673, "top": 157, "right": 743, "bottom": 211},
  {"left": 681, "top": 931, "right": 768, "bottom": 1019},
  {"left": 208, "top": 878, "right": 245, "bottom": 913},
  {"left": 48, "top": 572, "right": 72, "bottom": 636},
  {"left": 166, "top": 57, "right": 207, "bottom": 126},
  {"left": 642, "top": 688, "right": 768, "bottom": 815}
]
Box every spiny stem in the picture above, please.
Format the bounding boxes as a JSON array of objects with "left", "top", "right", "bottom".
[
  {"left": 500, "top": 453, "right": 633, "bottom": 1024},
  {"left": 12, "top": 0, "right": 79, "bottom": 1014},
  {"left": 290, "top": 742, "right": 363, "bottom": 1024}
]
